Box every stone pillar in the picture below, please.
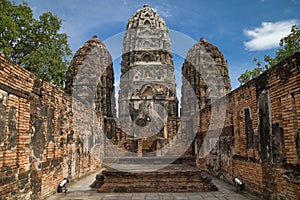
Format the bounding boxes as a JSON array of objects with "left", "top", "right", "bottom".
[
  {"left": 156, "top": 140, "right": 162, "bottom": 156},
  {"left": 137, "top": 139, "right": 143, "bottom": 157},
  {"left": 0, "top": 90, "right": 7, "bottom": 144}
]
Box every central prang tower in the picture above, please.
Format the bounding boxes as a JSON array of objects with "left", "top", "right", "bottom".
[{"left": 118, "top": 5, "right": 178, "bottom": 156}]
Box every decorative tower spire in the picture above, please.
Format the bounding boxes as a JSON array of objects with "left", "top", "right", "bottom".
[
  {"left": 66, "top": 35, "right": 116, "bottom": 117},
  {"left": 118, "top": 5, "right": 178, "bottom": 149},
  {"left": 181, "top": 38, "right": 231, "bottom": 112}
]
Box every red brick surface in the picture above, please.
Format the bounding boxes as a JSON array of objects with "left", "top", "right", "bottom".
[
  {"left": 0, "top": 55, "right": 101, "bottom": 200},
  {"left": 197, "top": 53, "right": 300, "bottom": 199}
]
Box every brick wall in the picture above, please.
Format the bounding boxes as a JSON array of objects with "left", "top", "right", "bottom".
[
  {"left": 197, "top": 52, "right": 300, "bottom": 199},
  {"left": 0, "top": 54, "right": 102, "bottom": 200},
  {"left": 1, "top": 48, "right": 300, "bottom": 199}
]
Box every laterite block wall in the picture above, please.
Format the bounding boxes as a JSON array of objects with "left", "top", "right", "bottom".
[
  {"left": 198, "top": 52, "right": 300, "bottom": 200},
  {"left": 0, "top": 55, "right": 102, "bottom": 200}
]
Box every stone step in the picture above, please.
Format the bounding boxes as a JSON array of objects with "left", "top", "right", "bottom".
[
  {"left": 99, "top": 184, "right": 215, "bottom": 193},
  {"left": 103, "top": 156, "right": 180, "bottom": 165},
  {"left": 97, "top": 164, "right": 218, "bottom": 193},
  {"left": 102, "top": 155, "right": 196, "bottom": 165}
]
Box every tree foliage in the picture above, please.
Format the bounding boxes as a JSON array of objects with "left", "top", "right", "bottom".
[
  {"left": 0, "top": 0, "right": 72, "bottom": 89},
  {"left": 238, "top": 25, "right": 300, "bottom": 85}
]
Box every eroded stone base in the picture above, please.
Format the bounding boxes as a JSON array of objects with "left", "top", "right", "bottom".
[{"left": 97, "top": 164, "right": 218, "bottom": 193}]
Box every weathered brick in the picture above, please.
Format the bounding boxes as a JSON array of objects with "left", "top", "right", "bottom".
[
  {"left": 0, "top": 54, "right": 101, "bottom": 199},
  {"left": 196, "top": 53, "right": 300, "bottom": 199}
]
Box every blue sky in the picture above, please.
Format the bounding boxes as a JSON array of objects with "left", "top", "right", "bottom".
[{"left": 16, "top": 0, "right": 300, "bottom": 90}]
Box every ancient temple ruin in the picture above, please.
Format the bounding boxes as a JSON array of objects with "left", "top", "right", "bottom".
[
  {"left": 0, "top": 4, "right": 299, "bottom": 200},
  {"left": 118, "top": 5, "right": 179, "bottom": 156}
]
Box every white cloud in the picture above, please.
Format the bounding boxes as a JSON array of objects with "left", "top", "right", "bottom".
[
  {"left": 290, "top": 0, "right": 298, "bottom": 4},
  {"left": 153, "top": 4, "right": 176, "bottom": 18},
  {"left": 243, "top": 20, "right": 299, "bottom": 51}
]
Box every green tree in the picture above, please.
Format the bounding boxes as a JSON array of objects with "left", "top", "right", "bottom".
[
  {"left": 238, "top": 25, "right": 300, "bottom": 85},
  {"left": 0, "top": 0, "right": 71, "bottom": 89}
]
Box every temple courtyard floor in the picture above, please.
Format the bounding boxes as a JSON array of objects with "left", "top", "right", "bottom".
[{"left": 46, "top": 171, "right": 261, "bottom": 200}]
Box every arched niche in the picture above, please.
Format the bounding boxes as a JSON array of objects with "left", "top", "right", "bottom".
[{"left": 144, "top": 20, "right": 151, "bottom": 26}]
